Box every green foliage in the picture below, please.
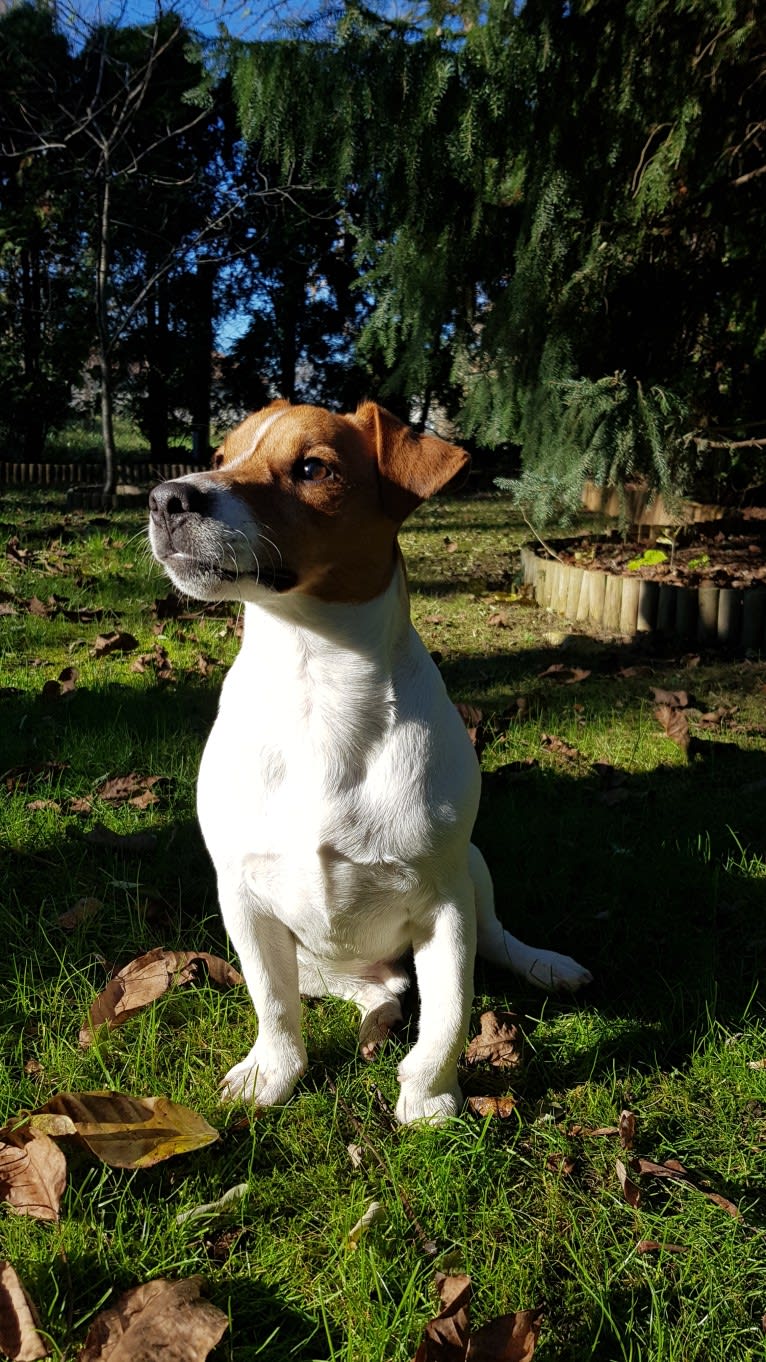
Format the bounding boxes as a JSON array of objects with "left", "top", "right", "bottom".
[{"left": 627, "top": 548, "right": 668, "bottom": 570}]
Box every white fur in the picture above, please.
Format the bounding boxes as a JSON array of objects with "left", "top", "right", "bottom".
[
  {"left": 149, "top": 423, "right": 592, "bottom": 1124},
  {"left": 194, "top": 565, "right": 592, "bottom": 1123}
]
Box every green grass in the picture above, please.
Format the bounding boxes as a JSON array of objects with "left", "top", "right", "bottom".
[{"left": 2, "top": 487, "right": 766, "bottom": 1359}]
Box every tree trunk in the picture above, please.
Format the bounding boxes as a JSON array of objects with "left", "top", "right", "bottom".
[
  {"left": 96, "top": 172, "right": 117, "bottom": 496},
  {"left": 20, "top": 241, "right": 47, "bottom": 460},
  {"left": 188, "top": 259, "right": 214, "bottom": 464}
]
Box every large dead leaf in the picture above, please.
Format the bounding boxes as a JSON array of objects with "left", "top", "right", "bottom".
[
  {"left": 619, "top": 1110, "right": 636, "bottom": 1150},
  {"left": 77, "top": 1276, "right": 227, "bottom": 1361},
  {"left": 413, "top": 1276, "right": 543, "bottom": 1362},
  {"left": 0, "top": 1127, "right": 66, "bottom": 1222},
  {"left": 35, "top": 1092, "right": 219, "bottom": 1168},
  {"left": 469, "top": 1308, "right": 544, "bottom": 1362},
  {"left": 654, "top": 703, "right": 691, "bottom": 756},
  {"left": 615, "top": 1158, "right": 641, "bottom": 1209},
  {"left": 630, "top": 1157, "right": 741, "bottom": 1218},
  {"left": 95, "top": 774, "right": 164, "bottom": 809},
  {"left": 465, "top": 1012, "right": 525, "bottom": 1070},
  {"left": 92, "top": 631, "right": 139, "bottom": 658},
  {"left": 465, "top": 1096, "right": 518, "bottom": 1120},
  {"left": 80, "top": 947, "right": 243, "bottom": 1047},
  {"left": 0, "top": 1261, "right": 50, "bottom": 1360},
  {"left": 414, "top": 1274, "right": 471, "bottom": 1362}
]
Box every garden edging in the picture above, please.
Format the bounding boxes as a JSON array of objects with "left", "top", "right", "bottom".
[{"left": 520, "top": 544, "right": 766, "bottom": 650}]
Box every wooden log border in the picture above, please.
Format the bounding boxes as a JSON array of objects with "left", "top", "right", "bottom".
[
  {"left": 0, "top": 460, "right": 198, "bottom": 487},
  {"left": 520, "top": 544, "right": 766, "bottom": 650}
]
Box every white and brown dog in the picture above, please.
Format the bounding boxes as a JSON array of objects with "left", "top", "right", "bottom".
[{"left": 149, "top": 401, "right": 591, "bottom": 1123}]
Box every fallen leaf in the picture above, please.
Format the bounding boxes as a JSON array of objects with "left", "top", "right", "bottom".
[
  {"left": 747, "top": 1059, "right": 766, "bottom": 1070},
  {"left": 175, "top": 1183, "right": 249, "bottom": 1226},
  {"left": 636, "top": 1240, "right": 687, "bottom": 1255},
  {"left": 6, "top": 537, "right": 31, "bottom": 566},
  {"left": 540, "top": 734, "right": 581, "bottom": 762},
  {"left": 650, "top": 687, "right": 689, "bottom": 708},
  {"left": 537, "top": 665, "right": 591, "bottom": 684},
  {"left": 82, "top": 825, "right": 157, "bottom": 854},
  {"left": 195, "top": 654, "right": 219, "bottom": 678},
  {"left": 466, "top": 1096, "right": 518, "bottom": 1119},
  {"left": 454, "top": 703, "right": 486, "bottom": 756},
  {"left": 347, "top": 1200, "right": 385, "bottom": 1248},
  {"left": 0, "top": 1126, "right": 66, "bottom": 1221},
  {"left": 619, "top": 1110, "right": 636, "bottom": 1150},
  {"left": 545, "top": 1153, "right": 577, "bottom": 1175},
  {"left": 465, "top": 1012, "right": 524, "bottom": 1069},
  {"left": 414, "top": 1273, "right": 471, "bottom": 1362},
  {"left": 654, "top": 704, "right": 691, "bottom": 756},
  {"left": 702, "top": 1191, "right": 741, "bottom": 1219},
  {"left": 27, "top": 596, "right": 54, "bottom": 618},
  {"left": 630, "top": 1156, "right": 687, "bottom": 1180},
  {"left": 95, "top": 774, "right": 164, "bottom": 808},
  {"left": 0, "top": 1261, "right": 50, "bottom": 1360},
  {"left": 77, "top": 1275, "right": 227, "bottom": 1362},
  {"left": 80, "top": 948, "right": 243, "bottom": 1046},
  {"left": 58, "top": 897, "right": 103, "bottom": 931},
  {"left": 36, "top": 1092, "right": 219, "bottom": 1169},
  {"left": 92, "top": 631, "right": 139, "bottom": 658},
  {"left": 468, "top": 1307, "right": 544, "bottom": 1361},
  {"left": 25, "top": 800, "right": 61, "bottom": 813},
  {"left": 616, "top": 1158, "right": 641, "bottom": 1208},
  {"left": 568, "top": 1124, "right": 620, "bottom": 1138}
]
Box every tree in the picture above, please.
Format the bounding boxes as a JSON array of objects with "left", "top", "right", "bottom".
[{"left": 0, "top": 4, "right": 90, "bottom": 458}]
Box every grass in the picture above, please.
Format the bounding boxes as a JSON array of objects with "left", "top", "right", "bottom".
[{"left": 1, "top": 486, "right": 766, "bottom": 1359}]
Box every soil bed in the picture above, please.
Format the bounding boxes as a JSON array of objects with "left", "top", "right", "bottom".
[
  {"left": 556, "top": 527, "right": 766, "bottom": 591},
  {"left": 521, "top": 524, "right": 766, "bottom": 649}
]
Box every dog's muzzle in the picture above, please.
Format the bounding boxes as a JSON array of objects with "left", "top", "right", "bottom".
[{"left": 148, "top": 478, "right": 296, "bottom": 595}]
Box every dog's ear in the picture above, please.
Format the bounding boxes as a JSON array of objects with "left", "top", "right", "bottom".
[{"left": 351, "top": 401, "right": 470, "bottom": 523}]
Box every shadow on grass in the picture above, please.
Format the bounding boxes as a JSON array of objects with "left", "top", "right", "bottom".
[{"left": 2, "top": 650, "right": 765, "bottom": 1082}]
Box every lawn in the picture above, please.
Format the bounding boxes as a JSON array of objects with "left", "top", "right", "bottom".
[{"left": 1, "top": 485, "right": 766, "bottom": 1360}]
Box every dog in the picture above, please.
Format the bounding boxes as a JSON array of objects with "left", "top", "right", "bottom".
[{"left": 149, "top": 400, "right": 591, "bottom": 1123}]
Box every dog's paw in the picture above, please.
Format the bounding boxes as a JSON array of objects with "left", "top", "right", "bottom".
[
  {"left": 395, "top": 1075, "right": 462, "bottom": 1125},
  {"left": 359, "top": 1001, "right": 403, "bottom": 1061},
  {"left": 524, "top": 950, "right": 593, "bottom": 994},
  {"left": 219, "top": 1044, "right": 307, "bottom": 1107}
]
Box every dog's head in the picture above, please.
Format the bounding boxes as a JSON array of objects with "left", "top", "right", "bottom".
[{"left": 148, "top": 401, "right": 468, "bottom": 604}]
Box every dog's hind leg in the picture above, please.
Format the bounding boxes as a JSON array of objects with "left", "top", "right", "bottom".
[
  {"left": 470, "top": 844, "right": 592, "bottom": 993},
  {"left": 298, "top": 954, "right": 406, "bottom": 1059}
]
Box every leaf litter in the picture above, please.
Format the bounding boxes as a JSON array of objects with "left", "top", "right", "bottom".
[
  {"left": 413, "top": 1273, "right": 543, "bottom": 1362},
  {"left": 0, "top": 1261, "right": 50, "bottom": 1361},
  {"left": 80, "top": 946, "right": 243, "bottom": 1046}
]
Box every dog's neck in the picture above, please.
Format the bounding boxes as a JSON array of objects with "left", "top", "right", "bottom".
[{"left": 237, "top": 562, "right": 413, "bottom": 774}]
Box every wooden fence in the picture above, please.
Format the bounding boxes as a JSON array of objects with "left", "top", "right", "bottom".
[{"left": 0, "top": 460, "right": 197, "bottom": 487}]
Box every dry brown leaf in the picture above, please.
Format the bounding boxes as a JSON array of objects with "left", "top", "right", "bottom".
[
  {"left": 414, "top": 1273, "right": 471, "bottom": 1362},
  {"left": 466, "top": 1096, "right": 518, "bottom": 1119},
  {"left": 82, "top": 825, "right": 157, "bottom": 854},
  {"left": 0, "top": 1127, "right": 66, "bottom": 1222},
  {"left": 537, "top": 665, "right": 591, "bottom": 684},
  {"left": 58, "top": 897, "right": 102, "bottom": 931},
  {"left": 568, "top": 1124, "right": 620, "bottom": 1137},
  {"left": 747, "top": 1058, "right": 766, "bottom": 1070},
  {"left": 0, "top": 1261, "right": 50, "bottom": 1360},
  {"left": 545, "top": 1153, "right": 577, "bottom": 1175},
  {"left": 465, "top": 1012, "right": 524, "bottom": 1070},
  {"left": 80, "top": 947, "right": 243, "bottom": 1047},
  {"left": 654, "top": 704, "right": 691, "bottom": 756},
  {"left": 540, "top": 734, "right": 581, "bottom": 762},
  {"left": 619, "top": 1110, "right": 637, "bottom": 1150},
  {"left": 76, "top": 1275, "right": 227, "bottom": 1362},
  {"left": 92, "top": 631, "right": 139, "bottom": 658},
  {"left": 36, "top": 1092, "right": 219, "bottom": 1169},
  {"left": 636, "top": 1240, "right": 687, "bottom": 1256},
  {"left": 650, "top": 687, "right": 689, "bottom": 708},
  {"left": 468, "top": 1307, "right": 544, "bottom": 1362},
  {"left": 631, "top": 1156, "right": 687, "bottom": 1180},
  {"left": 703, "top": 1191, "right": 741, "bottom": 1219},
  {"left": 615, "top": 1158, "right": 641, "bottom": 1208},
  {"left": 95, "top": 774, "right": 164, "bottom": 807},
  {"left": 26, "top": 800, "right": 61, "bottom": 813}
]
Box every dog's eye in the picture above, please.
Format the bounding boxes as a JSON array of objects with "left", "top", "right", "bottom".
[{"left": 298, "top": 457, "right": 332, "bottom": 483}]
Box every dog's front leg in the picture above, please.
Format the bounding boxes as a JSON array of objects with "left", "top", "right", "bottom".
[
  {"left": 396, "top": 887, "right": 476, "bottom": 1124},
  {"left": 218, "top": 886, "right": 308, "bottom": 1107}
]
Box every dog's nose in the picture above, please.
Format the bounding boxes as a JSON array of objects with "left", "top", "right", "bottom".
[{"left": 149, "top": 480, "right": 206, "bottom": 519}]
